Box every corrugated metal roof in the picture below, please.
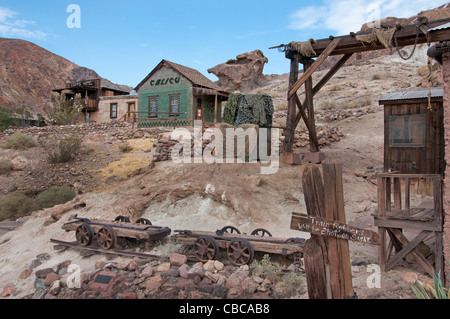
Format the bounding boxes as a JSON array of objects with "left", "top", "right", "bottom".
[
  {"left": 428, "top": 22, "right": 450, "bottom": 32},
  {"left": 379, "top": 87, "right": 443, "bottom": 102}
]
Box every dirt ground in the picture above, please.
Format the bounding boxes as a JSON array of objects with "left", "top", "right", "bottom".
[{"left": 0, "top": 105, "right": 436, "bottom": 300}]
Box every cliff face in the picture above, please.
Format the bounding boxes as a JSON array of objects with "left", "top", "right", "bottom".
[{"left": 0, "top": 37, "right": 130, "bottom": 115}]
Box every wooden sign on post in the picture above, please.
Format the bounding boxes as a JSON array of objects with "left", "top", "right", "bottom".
[
  {"left": 290, "top": 213, "right": 382, "bottom": 245},
  {"left": 291, "top": 163, "right": 376, "bottom": 299}
]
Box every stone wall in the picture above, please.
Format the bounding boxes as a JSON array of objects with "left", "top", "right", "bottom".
[
  {"left": 442, "top": 52, "right": 450, "bottom": 283},
  {"left": 94, "top": 95, "right": 138, "bottom": 123}
]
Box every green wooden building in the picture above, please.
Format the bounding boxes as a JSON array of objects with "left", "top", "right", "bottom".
[{"left": 134, "top": 60, "right": 229, "bottom": 128}]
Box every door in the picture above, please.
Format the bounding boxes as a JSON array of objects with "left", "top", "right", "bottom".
[{"left": 128, "top": 102, "right": 136, "bottom": 123}]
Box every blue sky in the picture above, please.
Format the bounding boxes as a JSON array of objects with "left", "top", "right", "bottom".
[{"left": 0, "top": 0, "right": 447, "bottom": 88}]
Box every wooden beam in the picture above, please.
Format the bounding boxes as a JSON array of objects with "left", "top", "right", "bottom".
[
  {"left": 288, "top": 38, "right": 342, "bottom": 99},
  {"left": 304, "top": 60, "right": 318, "bottom": 152},
  {"left": 284, "top": 54, "right": 299, "bottom": 153},
  {"left": 292, "top": 94, "right": 319, "bottom": 150},
  {"left": 312, "top": 53, "right": 353, "bottom": 96},
  {"left": 308, "top": 18, "right": 450, "bottom": 57}
]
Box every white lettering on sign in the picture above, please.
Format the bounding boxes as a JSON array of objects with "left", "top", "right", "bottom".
[{"left": 293, "top": 215, "right": 381, "bottom": 245}]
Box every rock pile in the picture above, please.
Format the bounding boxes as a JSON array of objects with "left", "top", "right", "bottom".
[
  {"left": 316, "top": 105, "right": 380, "bottom": 123},
  {"left": 292, "top": 127, "right": 344, "bottom": 149},
  {"left": 5, "top": 252, "right": 306, "bottom": 299}
]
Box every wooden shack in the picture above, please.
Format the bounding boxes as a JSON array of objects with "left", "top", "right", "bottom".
[{"left": 379, "top": 87, "right": 444, "bottom": 175}]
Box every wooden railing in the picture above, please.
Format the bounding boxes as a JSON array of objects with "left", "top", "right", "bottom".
[{"left": 376, "top": 173, "right": 442, "bottom": 225}]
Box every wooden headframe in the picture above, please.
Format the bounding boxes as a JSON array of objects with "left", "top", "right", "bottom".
[{"left": 280, "top": 17, "right": 450, "bottom": 154}]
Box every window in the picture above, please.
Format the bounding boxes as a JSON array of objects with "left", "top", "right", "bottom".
[
  {"left": 148, "top": 96, "right": 158, "bottom": 118},
  {"left": 169, "top": 94, "right": 180, "bottom": 115},
  {"left": 389, "top": 114, "right": 426, "bottom": 147},
  {"left": 110, "top": 103, "right": 118, "bottom": 119}
]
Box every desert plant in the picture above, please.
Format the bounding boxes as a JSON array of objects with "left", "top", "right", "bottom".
[
  {"left": 0, "top": 159, "right": 12, "bottom": 175},
  {"left": 118, "top": 142, "right": 133, "bottom": 153},
  {"left": 39, "top": 131, "right": 84, "bottom": 163},
  {"left": 417, "top": 65, "right": 430, "bottom": 77},
  {"left": 3, "top": 132, "right": 36, "bottom": 150},
  {"left": 35, "top": 186, "right": 76, "bottom": 210},
  {"left": 250, "top": 254, "right": 282, "bottom": 282},
  {"left": 411, "top": 271, "right": 449, "bottom": 299},
  {"left": 0, "top": 192, "right": 38, "bottom": 221},
  {"left": 0, "top": 107, "right": 13, "bottom": 131},
  {"left": 46, "top": 92, "right": 82, "bottom": 125}
]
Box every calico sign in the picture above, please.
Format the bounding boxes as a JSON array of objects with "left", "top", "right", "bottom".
[{"left": 290, "top": 212, "right": 382, "bottom": 245}]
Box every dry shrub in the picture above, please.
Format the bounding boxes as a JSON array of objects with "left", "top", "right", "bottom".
[
  {"left": 0, "top": 192, "right": 38, "bottom": 221},
  {"left": 3, "top": 132, "right": 36, "bottom": 150},
  {"left": 0, "top": 159, "right": 12, "bottom": 175},
  {"left": 119, "top": 142, "right": 133, "bottom": 153},
  {"left": 417, "top": 65, "right": 429, "bottom": 77},
  {"left": 35, "top": 186, "right": 76, "bottom": 210},
  {"left": 38, "top": 131, "right": 84, "bottom": 163}
]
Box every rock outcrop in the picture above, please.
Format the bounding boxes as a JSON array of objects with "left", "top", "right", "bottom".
[{"left": 208, "top": 50, "right": 268, "bottom": 93}]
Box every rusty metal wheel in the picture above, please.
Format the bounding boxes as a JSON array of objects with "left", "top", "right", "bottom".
[
  {"left": 250, "top": 228, "right": 272, "bottom": 237},
  {"left": 135, "top": 218, "right": 152, "bottom": 225},
  {"left": 193, "top": 235, "right": 219, "bottom": 262},
  {"left": 227, "top": 238, "right": 254, "bottom": 265},
  {"left": 97, "top": 226, "right": 117, "bottom": 250},
  {"left": 75, "top": 223, "right": 94, "bottom": 246},
  {"left": 220, "top": 225, "right": 241, "bottom": 234},
  {"left": 114, "top": 215, "right": 130, "bottom": 223}
]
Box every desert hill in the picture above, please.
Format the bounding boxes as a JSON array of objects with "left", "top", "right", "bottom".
[{"left": 0, "top": 37, "right": 132, "bottom": 115}]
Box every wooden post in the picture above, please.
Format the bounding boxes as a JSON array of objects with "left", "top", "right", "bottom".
[
  {"left": 301, "top": 166, "right": 329, "bottom": 299},
  {"left": 284, "top": 52, "right": 299, "bottom": 153},
  {"left": 295, "top": 164, "right": 360, "bottom": 299},
  {"left": 214, "top": 93, "right": 218, "bottom": 124},
  {"left": 322, "top": 163, "right": 354, "bottom": 299}
]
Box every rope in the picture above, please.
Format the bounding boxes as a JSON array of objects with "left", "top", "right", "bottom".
[{"left": 393, "top": 24, "right": 421, "bottom": 61}]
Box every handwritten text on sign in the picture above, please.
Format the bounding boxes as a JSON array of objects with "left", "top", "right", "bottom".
[{"left": 290, "top": 213, "right": 381, "bottom": 245}]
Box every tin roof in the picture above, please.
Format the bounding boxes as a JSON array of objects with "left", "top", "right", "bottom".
[
  {"left": 428, "top": 22, "right": 450, "bottom": 32},
  {"left": 379, "top": 87, "right": 443, "bottom": 102}
]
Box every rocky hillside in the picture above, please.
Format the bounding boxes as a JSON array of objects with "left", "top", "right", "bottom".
[{"left": 0, "top": 38, "right": 131, "bottom": 115}]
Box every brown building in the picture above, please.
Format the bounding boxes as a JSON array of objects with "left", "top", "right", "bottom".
[
  {"left": 379, "top": 87, "right": 444, "bottom": 175},
  {"left": 52, "top": 78, "right": 131, "bottom": 123}
]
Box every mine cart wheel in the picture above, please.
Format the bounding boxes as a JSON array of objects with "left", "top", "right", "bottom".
[
  {"left": 227, "top": 238, "right": 255, "bottom": 266},
  {"left": 97, "top": 226, "right": 117, "bottom": 250},
  {"left": 250, "top": 228, "right": 272, "bottom": 237},
  {"left": 193, "top": 235, "right": 219, "bottom": 262},
  {"left": 135, "top": 218, "right": 152, "bottom": 225},
  {"left": 75, "top": 223, "right": 94, "bottom": 247},
  {"left": 114, "top": 215, "right": 130, "bottom": 223},
  {"left": 220, "top": 225, "right": 241, "bottom": 234}
]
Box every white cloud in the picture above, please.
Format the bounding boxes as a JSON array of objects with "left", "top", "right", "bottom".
[
  {"left": 0, "top": 6, "right": 46, "bottom": 39},
  {"left": 288, "top": 0, "right": 448, "bottom": 36}
]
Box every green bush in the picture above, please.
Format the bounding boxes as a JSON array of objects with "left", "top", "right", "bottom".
[
  {"left": 0, "top": 159, "right": 12, "bottom": 175},
  {"left": 0, "top": 108, "right": 12, "bottom": 131},
  {"left": 0, "top": 192, "right": 38, "bottom": 221},
  {"left": 35, "top": 186, "right": 76, "bottom": 210},
  {"left": 3, "top": 132, "right": 36, "bottom": 150}
]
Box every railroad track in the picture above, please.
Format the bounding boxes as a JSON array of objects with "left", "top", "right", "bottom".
[{"left": 50, "top": 238, "right": 166, "bottom": 261}]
